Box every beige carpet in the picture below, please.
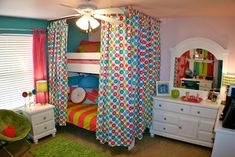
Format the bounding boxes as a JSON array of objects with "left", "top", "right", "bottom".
[{"left": 18, "top": 124, "right": 211, "bottom": 157}]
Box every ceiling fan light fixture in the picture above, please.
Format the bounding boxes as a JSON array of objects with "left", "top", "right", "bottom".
[
  {"left": 76, "top": 16, "right": 89, "bottom": 30},
  {"left": 90, "top": 17, "right": 100, "bottom": 29}
]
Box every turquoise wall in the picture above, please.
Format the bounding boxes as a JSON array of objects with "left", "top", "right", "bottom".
[
  {"left": 0, "top": 16, "right": 88, "bottom": 52},
  {"left": 67, "top": 20, "right": 88, "bottom": 52},
  {"left": 0, "top": 16, "right": 48, "bottom": 34}
]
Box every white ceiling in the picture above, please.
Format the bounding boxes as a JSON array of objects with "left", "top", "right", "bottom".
[{"left": 0, "top": 0, "right": 235, "bottom": 20}]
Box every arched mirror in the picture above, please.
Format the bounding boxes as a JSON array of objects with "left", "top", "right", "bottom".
[
  {"left": 174, "top": 48, "right": 222, "bottom": 91},
  {"left": 170, "top": 37, "right": 229, "bottom": 99}
]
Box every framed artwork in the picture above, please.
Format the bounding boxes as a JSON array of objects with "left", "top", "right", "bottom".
[{"left": 156, "top": 81, "right": 170, "bottom": 96}]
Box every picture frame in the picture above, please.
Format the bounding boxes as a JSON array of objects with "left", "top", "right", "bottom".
[{"left": 156, "top": 81, "right": 170, "bottom": 96}]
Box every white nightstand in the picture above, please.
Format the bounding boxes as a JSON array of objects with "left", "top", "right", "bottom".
[{"left": 21, "top": 104, "right": 56, "bottom": 144}]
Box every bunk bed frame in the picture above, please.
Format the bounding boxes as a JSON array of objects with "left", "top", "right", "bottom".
[{"left": 67, "top": 52, "right": 100, "bottom": 74}]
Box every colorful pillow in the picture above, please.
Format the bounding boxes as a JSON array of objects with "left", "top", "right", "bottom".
[
  {"left": 68, "top": 75, "right": 84, "bottom": 86},
  {"left": 2, "top": 124, "right": 16, "bottom": 138},
  {"left": 70, "top": 87, "right": 86, "bottom": 104},
  {"left": 79, "top": 75, "right": 99, "bottom": 88},
  {"left": 83, "top": 88, "right": 99, "bottom": 104}
]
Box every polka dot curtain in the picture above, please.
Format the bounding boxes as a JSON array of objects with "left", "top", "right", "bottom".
[
  {"left": 47, "top": 19, "right": 69, "bottom": 126},
  {"left": 96, "top": 7, "right": 161, "bottom": 147}
]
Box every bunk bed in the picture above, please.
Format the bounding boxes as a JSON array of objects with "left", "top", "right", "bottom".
[
  {"left": 67, "top": 52, "right": 100, "bottom": 74},
  {"left": 66, "top": 41, "right": 100, "bottom": 132}
]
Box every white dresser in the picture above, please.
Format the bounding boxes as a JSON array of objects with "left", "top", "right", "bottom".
[
  {"left": 22, "top": 104, "right": 56, "bottom": 144},
  {"left": 150, "top": 96, "right": 220, "bottom": 147}
]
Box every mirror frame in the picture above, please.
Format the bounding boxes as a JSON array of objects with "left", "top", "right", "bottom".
[{"left": 169, "top": 37, "right": 229, "bottom": 99}]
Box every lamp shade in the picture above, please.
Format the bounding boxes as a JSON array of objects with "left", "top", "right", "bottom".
[
  {"left": 76, "top": 15, "right": 100, "bottom": 31},
  {"left": 36, "top": 80, "right": 47, "bottom": 92},
  {"left": 90, "top": 17, "right": 100, "bottom": 29},
  {"left": 76, "top": 16, "right": 89, "bottom": 30}
]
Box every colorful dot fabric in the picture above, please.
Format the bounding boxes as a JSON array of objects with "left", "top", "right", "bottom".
[
  {"left": 47, "top": 19, "right": 69, "bottom": 126},
  {"left": 96, "top": 7, "right": 161, "bottom": 147}
]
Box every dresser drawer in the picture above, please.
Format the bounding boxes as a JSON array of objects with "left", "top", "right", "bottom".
[
  {"left": 153, "top": 122, "right": 179, "bottom": 134},
  {"left": 31, "top": 110, "right": 54, "bottom": 125},
  {"left": 199, "top": 87, "right": 211, "bottom": 91},
  {"left": 32, "top": 120, "right": 55, "bottom": 136},
  {"left": 199, "top": 82, "right": 212, "bottom": 88},
  {"left": 154, "top": 100, "right": 190, "bottom": 114},
  {"left": 191, "top": 106, "right": 217, "bottom": 119},
  {"left": 153, "top": 100, "right": 169, "bottom": 109},
  {"left": 153, "top": 110, "right": 179, "bottom": 125},
  {"left": 198, "top": 131, "right": 214, "bottom": 142},
  {"left": 198, "top": 119, "right": 215, "bottom": 132}
]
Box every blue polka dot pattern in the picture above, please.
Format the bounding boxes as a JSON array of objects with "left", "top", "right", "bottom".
[
  {"left": 96, "top": 7, "right": 160, "bottom": 147},
  {"left": 48, "top": 19, "right": 69, "bottom": 126}
]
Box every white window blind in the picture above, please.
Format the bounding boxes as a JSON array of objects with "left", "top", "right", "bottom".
[{"left": 0, "top": 34, "right": 34, "bottom": 109}]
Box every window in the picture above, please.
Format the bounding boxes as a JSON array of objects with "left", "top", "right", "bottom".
[{"left": 0, "top": 34, "right": 34, "bottom": 109}]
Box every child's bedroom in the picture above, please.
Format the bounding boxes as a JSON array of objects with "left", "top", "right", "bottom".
[{"left": 0, "top": 0, "right": 235, "bottom": 157}]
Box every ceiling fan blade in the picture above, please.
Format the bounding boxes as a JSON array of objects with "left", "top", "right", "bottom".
[
  {"left": 94, "top": 15, "right": 123, "bottom": 25},
  {"left": 49, "top": 14, "right": 81, "bottom": 21},
  {"left": 94, "top": 8, "right": 124, "bottom": 15},
  {"left": 59, "top": 3, "right": 85, "bottom": 14}
]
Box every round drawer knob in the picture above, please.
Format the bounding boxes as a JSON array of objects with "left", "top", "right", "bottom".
[
  {"left": 43, "top": 117, "right": 46, "bottom": 120},
  {"left": 163, "top": 127, "right": 166, "bottom": 130},
  {"left": 197, "top": 111, "right": 200, "bottom": 114},
  {"left": 44, "top": 126, "right": 47, "bottom": 130},
  {"left": 180, "top": 108, "right": 184, "bottom": 111},
  {"left": 159, "top": 104, "right": 162, "bottom": 107},
  {"left": 164, "top": 117, "right": 167, "bottom": 120},
  {"left": 179, "top": 126, "right": 182, "bottom": 129}
]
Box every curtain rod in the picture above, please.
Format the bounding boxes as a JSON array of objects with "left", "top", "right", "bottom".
[{"left": 0, "top": 28, "right": 32, "bottom": 31}]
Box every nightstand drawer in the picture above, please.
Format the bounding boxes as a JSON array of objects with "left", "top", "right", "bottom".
[
  {"left": 191, "top": 106, "right": 217, "bottom": 119},
  {"left": 31, "top": 110, "right": 54, "bottom": 125},
  {"left": 32, "top": 120, "right": 55, "bottom": 136}
]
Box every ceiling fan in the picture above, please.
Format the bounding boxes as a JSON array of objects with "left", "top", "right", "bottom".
[{"left": 57, "top": 0, "right": 124, "bottom": 32}]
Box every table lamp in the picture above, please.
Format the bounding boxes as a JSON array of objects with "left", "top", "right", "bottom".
[{"left": 36, "top": 80, "right": 47, "bottom": 105}]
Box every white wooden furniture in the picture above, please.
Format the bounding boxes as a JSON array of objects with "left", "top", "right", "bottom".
[
  {"left": 67, "top": 52, "right": 100, "bottom": 74},
  {"left": 211, "top": 107, "right": 235, "bottom": 157},
  {"left": 150, "top": 96, "right": 220, "bottom": 147},
  {"left": 22, "top": 104, "right": 56, "bottom": 144}
]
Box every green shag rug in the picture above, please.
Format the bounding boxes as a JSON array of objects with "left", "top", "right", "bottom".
[{"left": 30, "top": 136, "right": 109, "bottom": 157}]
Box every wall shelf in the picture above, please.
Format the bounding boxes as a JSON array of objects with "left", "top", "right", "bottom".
[{"left": 186, "top": 58, "right": 213, "bottom": 63}]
